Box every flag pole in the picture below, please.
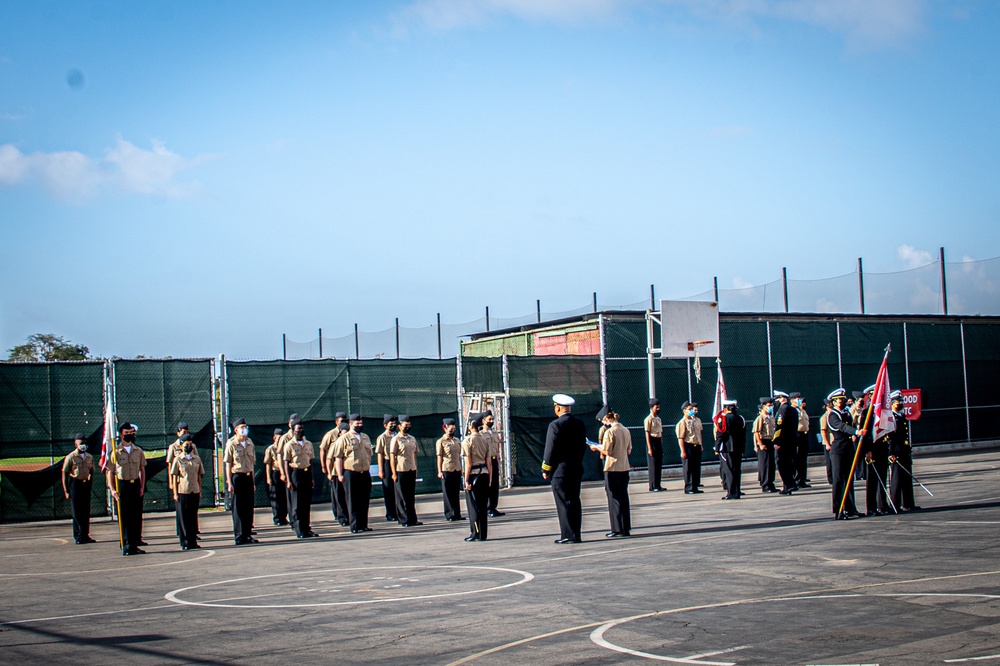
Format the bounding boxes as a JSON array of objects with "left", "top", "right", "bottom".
[{"left": 838, "top": 344, "right": 890, "bottom": 515}]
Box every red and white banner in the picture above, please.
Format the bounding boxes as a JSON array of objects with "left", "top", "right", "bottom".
[
  {"left": 871, "top": 354, "right": 896, "bottom": 441},
  {"left": 712, "top": 362, "right": 728, "bottom": 433}
]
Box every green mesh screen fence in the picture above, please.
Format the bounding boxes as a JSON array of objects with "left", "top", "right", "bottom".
[
  {"left": 964, "top": 321, "right": 1000, "bottom": 441},
  {"left": 905, "top": 322, "right": 967, "bottom": 444},
  {"left": 111, "top": 359, "right": 216, "bottom": 513},
  {"left": 225, "top": 359, "right": 460, "bottom": 508},
  {"left": 0, "top": 362, "right": 107, "bottom": 523}
]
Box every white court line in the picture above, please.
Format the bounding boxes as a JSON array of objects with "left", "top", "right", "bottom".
[
  {"left": 945, "top": 655, "right": 1000, "bottom": 662},
  {"left": 0, "top": 548, "right": 216, "bottom": 577},
  {"left": 164, "top": 564, "right": 534, "bottom": 609},
  {"left": 590, "top": 618, "right": 746, "bottom": 665},
  {"left": 958, "top": 497, "right": 1000, "bottom": 504},
  {"left": 0, "top": 603, "right": 177, "bottom": 627}
]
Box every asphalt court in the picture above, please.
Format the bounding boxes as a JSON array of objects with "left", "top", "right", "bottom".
[{"left": 1, "top": 449, "right": 999, "bottom": 665}]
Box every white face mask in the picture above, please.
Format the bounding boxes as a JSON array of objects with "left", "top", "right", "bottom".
[{"left": 238, "top": 427, "right": 249, "bottom": 436}]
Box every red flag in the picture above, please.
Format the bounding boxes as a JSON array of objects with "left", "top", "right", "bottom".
[
  {"left": 712, "top": 362, "right": 728, "bottom": 433},
  {"left": 100, "top": 397, "right": 116, "bottom": 471},
  {"left": 871, "top": 353, "right": 896, "bottom": 441}
]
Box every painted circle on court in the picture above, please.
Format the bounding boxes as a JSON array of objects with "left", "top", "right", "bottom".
[
  {"left": 165, "top": 564, "right": 533, "bottom": 608},
  {"left": 590, "top": 592, "right": 1000, "bottom": 664}
]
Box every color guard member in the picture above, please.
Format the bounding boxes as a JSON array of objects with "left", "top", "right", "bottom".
[
  {"left": 888, "top": 390, "right": 921, "bottom": 511},
  {"left": 772, "top": 391, "right": 799, "bottom": 494},
  {"left": 541, "top": 394, "right": 587, "bottom": 544},
  {"left": 436, "top": 418, "right": 464, "bottom": 522},
  {"left": 375, "top": 415, "right": 399, "bottom": 522},
  {"left": 676, "top": 401, "right": 704, "bottom": 494},
  {"left": 282, "top": 419, "right": 318, "bottom": 538},
  {"left": 107, "top": 422, "right": 146, "bottom": 555},
  {"left": 644, "top": 399, "right": 665, "bottom": 491},
  {"left": 462, "top": 415, "right": 491, "bottom": 541},
  {"left": 263, "top": 428, "right": 289, "bottom": 525},
  {"left": 224, "top": 417, "right": 257, "bottom": 545},
  {"left": 590, "top": 406, "right": 632, "bottom": 538},
  {"left": 170, "top": 434, "right": 203, "bottom": 550},
  {"left": 330, "top": 414, "right": 374, "bottom": 533},
  {"left": 715, "top": 400, "right": 746, "bottom": 500},
  {"left": 62, "top": 433, "right": 95, "bottom": 544},
  {"left": 827, "top": 388, "right": 865, "bottom": 520},
  {"left": 753, "top": 398, "right": 777, "bottom": 492},
  {"left": 482, "top": 410, "right": 505, "bottom": 517},
  {"left": 390, "top": 415, "right": 422, "bottom": 527}
]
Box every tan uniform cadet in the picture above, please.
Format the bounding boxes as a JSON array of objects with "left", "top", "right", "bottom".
[
  {"left": 108, "top": 437, "right": 146, "bottom": 555},
  {"left": 170, "top": 452, "right": 204, "bottom": 549},
  {"left": 321, "top": 425, "right": 350, "bottom": 525},
  {"left": 224, "top": 429, "right": 257, "bottom": 544},
  {"left": 262, "top": 436, "right": 289, "bottom": 525},
  {"left": 63, "top": 445, "right": 95, "bottom": 544},
  {"left": 676, "top": 410, "right": 704, "bottom": 494},
  {"left": 819, "top": 407, "right": 833, "bottom": 484},
  {"left": 796, "top": 402, "right": 811, "bottom": 487},
  {"left": 644, "top": 407, "right": 664, "bottom": 491},
  {"left": 330, "top": 428, "right": 374, "bottom": 532},
  {"left": 436, "top": 429, "right": 463, "bottom": 521},
  {"left": 482, "top": 425, "right": 504, "bottom": 515},
  {"left": 597, "top": 417, "right": 632, "bottom": 536},
  {"left": 390, "top": 429, "right": 420, "bottom": 526},
  {"left": 282, "top": 433, "right": 316, "bottom": 538},
  {"left": 753, "top": 404, "right": 777, "bottom": 492},
  {"left": 375, "top": 420, "right": 399, "bottom": 521},
  {"left": 436, "top": 434, "right": 462, "bottom": 473},
  {"left": 462, "top": 425, "right": 491, "bottom": 540}
]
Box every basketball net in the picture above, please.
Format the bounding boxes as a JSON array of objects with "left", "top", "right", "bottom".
[{"left": 688, "top": 340, "right": 713, "bottom": 382}]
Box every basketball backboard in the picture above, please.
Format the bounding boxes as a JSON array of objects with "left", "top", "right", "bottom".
[{"left": 658, "top": 300, "right": 720, "bottom": 359}]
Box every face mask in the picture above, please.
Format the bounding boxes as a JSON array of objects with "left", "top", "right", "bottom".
[
  {"left": 183, "top": 444, "right": 194, "bottom": 454},
  {"left": 238, "top": 427, "right": 248, "bottom": 436},
  {"left": 295, "top": 433, "right": 305, "bottom": 442},
  {"left": 122, "top": 433, "right": 136, "bottom": 443},
  {"left": 352, "top": 424, "right": 363, "bottom": 434},
  {"left": 77, "top": 444, "right": 88, "bottom": 453},
  {"left": 687, "top": 410, "right": 696, "bottom": 417},
  {"left": 402, "top": 425, "right": 411, "bottom": 433},
  {"left": 765, "top": 406, "right": 773, "bottom": 414}
]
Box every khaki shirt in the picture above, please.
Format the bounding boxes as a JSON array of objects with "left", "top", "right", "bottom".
[
  {"left": 461, "top": 432, "right": 489, "bottom": 469},
  {"left": 263, "top": 443, "right": 281, "bottom": 468},
  {"left": 375, "top": 430, "right": 395, "bottom": 458},
  {"left": 676, "top": 417, "right": 703, "bottom": 446},
  {"left": 111, "top": 445, "right": 146, "bottom": 481},
  {"left": 483, "top": 429, "right": 500, "bottom": 460},
  {"left": 798, "top": 407, "right": 810, "bottom": 433},
  {"left": 436, "top": 435, "right": 462, "bottom": 473},
  {"left": 223, "top": 436, "right": 255, "bottom": 474},
  {"left": 63, "top": 450, "right": 94, "bottom": 481},
  {"left": 282, "top": 438, "right": 314, "bottom": 469},
  {"left": 600, "top": 422, "right": 632, "bottom": 472},
  {"left": 166, "top": 439, "right": 200, "bottom": 467},
  {"left": 331, "top": 432, "right": 372, "bottom": 473},
  {"left": 390, "top": 433, "right": 418, "bottom": 472},
  {"left": 753, "top": 414, "right": 776, "bottom": 441},
  {"left": 277, "top": 430, "right": 295, "bottom": 451},
  {"left": 644, "top": 413, "right": 663, "bottom": 438},
  {"left": 319, "top": 429, "right": 340, "bottom": 468},
  {"left": 170, "top": 455, "right": 204, "bottom": 495},
  {"left": 819, "top": 411, "right": 831, "bottom": 446}
]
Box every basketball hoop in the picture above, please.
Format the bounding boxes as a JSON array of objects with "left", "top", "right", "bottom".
[{"left": 688, "top": 340, "right": 714, "bottom": 382}]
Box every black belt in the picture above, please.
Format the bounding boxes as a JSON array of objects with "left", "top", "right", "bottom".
[
  {"left": 235, "top": 472, "right": 251, "bottom": 476},
  {"left": 470, "top": 465, "right": 486, "bottom": 471}
]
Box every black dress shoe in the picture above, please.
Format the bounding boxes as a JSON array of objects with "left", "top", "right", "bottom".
[
  {"left": 189, "top": 544, "right": 201, "bottom": 549},
  {"left": 488, "top": 510, "right": 505, "bottom": 517},
  {"left": 138, "top": 540, "right": 148, "bottom": 546},
  {"left": 692, "top": 490, "right": 704, "bottom": 494},
  {"left": 308, "top": 531, "right": 320, "bottom": 537},
  {"left": 799, "top": 483, "right": 812, "bottom": 488},
  {"left": 605, "top": 532, "right": 620, "bottom": 538},
  {"left": 555, "top": 538, "right": 573, "bottom": 544},
  {"left": 130, "top": 548, "right": 146, "bottom": 555},
  {"left": 779, "top": 488, "right": 795, "bottom": 495},
  {"left": 339, "top": 521, "right": 349, "bottom": 527},
  {"left": 296, "top": 533, "right": 307, "bottom": 538},
  {"left": 386, "top": 515, "right": 397, "bottom": 521},
  {"left": 182, "top": 545, "right": 190, "bottom": 551},
  {"left": 85, "top": 537, "right": 98, "bottom": 543},
  {"left": 464, "top": 536, "right": 479, "bottom": 542},
  {"left": 762, "top": 488, "right": 775, "bottom": 493},
  {"left": 250, "top": 530, "right": 257, "bottom": 535},
  {"left": 866, "top": 510, "right": 877, "bottom": 517}
]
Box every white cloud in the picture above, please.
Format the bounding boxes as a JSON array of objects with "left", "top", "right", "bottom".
[
  {"left": 897, "top": 244, "right": 934, "bottom": 269},
  {"left": 731, "top": 276, "right": 755, "bottom": 290},
  {"left": 393, "top": 0, "right": 926, "bottom": 48},
  {"left": 0, "top": 138, "right": 216, "bottom": 202}
]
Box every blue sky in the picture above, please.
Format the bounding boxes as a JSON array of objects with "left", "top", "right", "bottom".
[{"left": 1, "top": 1, "right": 998, "bottom": 359}]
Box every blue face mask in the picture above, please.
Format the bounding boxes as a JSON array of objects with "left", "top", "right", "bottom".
[
  {"left": 765, "top": 406, "right": 773, "bottom": 414},
  {"left": 686, "top": 410, "right": 696, "bottom": 417}
]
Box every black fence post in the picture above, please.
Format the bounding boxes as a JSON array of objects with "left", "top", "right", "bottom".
[
  {"left": 858, "top": 257, "right": 866, "bottom": 315},
  {"left": 940, "top": 247, "right": 949, "bottom": 315}
]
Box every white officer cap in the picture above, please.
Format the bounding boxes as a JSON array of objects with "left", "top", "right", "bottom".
[
  {"left": 864, "top": 384, "right": 876, "bottom": 394},
  {"left": 552, "top": 393, "right": 576, "bottom": 406},
  {"left": 889, "top": 390, "right": 902, "bottom": 400},
  {"left": 773, "top": 390, "right": 789, "bottom": 399},
  {"left": 723, "top": 399, "right": 738, "bottom": 407},
  {"left": 827, "top": 388, "right": 846, "bottom": 401}
]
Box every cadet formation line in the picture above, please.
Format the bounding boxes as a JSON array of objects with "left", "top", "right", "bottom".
[{"left": 58, "top": 386, "right": 921, "bottom": 554}]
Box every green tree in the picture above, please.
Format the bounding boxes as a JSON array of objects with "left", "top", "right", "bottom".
[{"left": 7, "top": 333, "right": 91, "bottom": 362}]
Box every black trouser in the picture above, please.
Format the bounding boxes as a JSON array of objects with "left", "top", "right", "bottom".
[
  {"left": 69, "top": 477, "right": 92, "bottom": 542},
  {"left": 757, "top": 442, "right": 775, "bottom": 489},
  {"left": 442, "top": 470, "right": 462, "bottom": 520},
  {"left": 267, "top": 470, "right": 288, "bottom": 524},
  {"left": 343, "top": 470, "right": 372, "bottom": 531},
  {"left": 551, "top": 463, "right": 583, "bottom": 541},
  {"left": 683, "top": 445, "right": 702, "bottom": 492},
  {"left": 796, "top": 432, "right": 810, "bottom": 485},
  {"left": 824, "top": 447, "right": 833, "bottom": 484},
  {"left": 232, "top": 472, "right": 255, "bottom": 540},
  {"left": 647, "top": 436, "right": 663, "bottom": 490},
  {"left": 604, "top": 471, "right": 631, "bottom": 534},
  {"left": 330, "top": 475, "right": 349, "bottom": 524},
  {"left": 380, "top": 459, "right": 397, "bottom": 520},
  {"left": 865, "top": 449, "right": 891, "bottom": 513},
  {"left": 831, "top": 446, "right": 858, "bottom": 515},
  {"left": 117, "top": 479, "right": 143, "bottom": 554},
  {"left": 289, "top": 467, "right": 313, "bottom": 537},
  {"left": 395, "top": 470, "right": 418, "bottom": 525},
  {"left": 775, "top": 437, "right": 798, "bottom": 490},
  {"left": 721, "top": 449, "right": 743, "bottom": 498},
  {"left": 466, "top": 469, "right": 489, "bottom": 539},
  {"left": 488, "top": 457, "right": 501, "bottom": 511},
  {"left": 890, "top": 453, "right": 916, "bottom": 509},
  {"left": 177, "top": 493, "right": 200, "bottom": 548}
]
